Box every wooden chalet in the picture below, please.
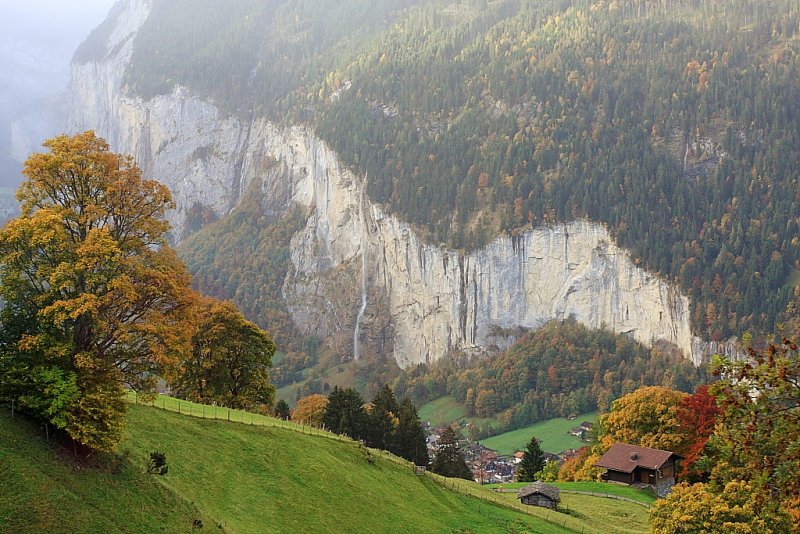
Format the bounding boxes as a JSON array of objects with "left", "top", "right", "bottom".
[
  {"left": 516, "top": 481, "right": 560, "bottom": 510},
  {"left": 594, "top": 443, "right": 681, "bottom": 497}
]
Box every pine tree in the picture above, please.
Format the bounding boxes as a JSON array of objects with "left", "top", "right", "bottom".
[
  {"left": 517, "top": 435, "right": 546, "bottom": 482},
  {"left": 274, "top": 399, "right": 291, "bottom": 420},
  {"left": 397, "top": 398, "right": 429, "bottom": 466},
  {"left": 432, "top": 427, "right": 472, "bottom": 480},
  {"left": 368, "top": 384, "right": 400, "bottom": 453},
  {"left": 323, "top": 386, "right": 368, "bottom": 440}
]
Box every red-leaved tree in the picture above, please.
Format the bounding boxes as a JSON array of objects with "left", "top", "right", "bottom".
[{"left": 676, "top": 384, "right": 719, "bottom": 481}]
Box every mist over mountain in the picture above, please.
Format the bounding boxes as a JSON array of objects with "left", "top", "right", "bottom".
[{"left": 0, "top": 0, "right": 117, "bottom": 188}]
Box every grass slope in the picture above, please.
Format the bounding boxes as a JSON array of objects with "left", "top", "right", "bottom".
[
  {"left": 121, "top": 404, "right": 567, "bottom": 533},
  {"left": 0, "top": 412, "right": 209, "bottom": 534},
  {"left": 480, "top": 413, "right": 599, "bottom": 455}
]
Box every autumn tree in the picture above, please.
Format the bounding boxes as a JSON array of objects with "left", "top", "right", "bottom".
[
  {"left": 170, "top": 296, "right": 275, "bottom": 411},
  {"left": 431, "top": 427, "right": 472, "bottom": 480},
  {"left": 650, "top": 481, "right": 791, "bottom": 534},
  {"left": 323, "top": 386, "right": 368, "bottom": 440},
  {"left": 675, "top": 384, "right": 719, "bottom": 481},
  {"left": 0, "top": 132, "right": 194, "bottom": 451},
  {"left": 599, "top": 386, "right": 688, "bottom": 453},
  {"left": 517, "top": 436, "right": 545, "bottom": 482},
  {"left": 292, "top": 394, "right": 328, "bottom": 426},
  {"left": 706, "top": 338, "right": 800, "bottom": 526}
]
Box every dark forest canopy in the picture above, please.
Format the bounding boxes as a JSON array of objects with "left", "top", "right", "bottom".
[{"left": 118, "top": 0, "right": 800, "bottom": 340}]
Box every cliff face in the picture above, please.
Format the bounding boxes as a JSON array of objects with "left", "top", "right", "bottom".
[{"left": 68, "top": 0, "right": 701, "bottom": 367}]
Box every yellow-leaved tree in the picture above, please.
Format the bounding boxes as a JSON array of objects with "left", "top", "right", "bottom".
[
  {"left": 599, "top": 385, "right": 688, "bottom": 452},
  {"left": 0, "top": 132, "right": 195, "bottom": 451}
]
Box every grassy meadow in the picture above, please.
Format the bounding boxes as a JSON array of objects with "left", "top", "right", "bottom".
[{"left": 480, "top": 413, "right": 599, "bottom": 455}]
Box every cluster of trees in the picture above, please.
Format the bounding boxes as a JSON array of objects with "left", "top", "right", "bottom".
[
  {"left": 0, "top": 133, "right": 276, "bottom": 451},
  {"left": 394, "top": 319, "right": 705, "bottom": 438},
  {"left": 557, "top": 335, "right": 800, "bottom": 531},
  {"left": 291, "top": 384, "right": 428, "bottom": 466},
  {"left": 120, "top": 0, "right": 420, "bottom": 117}
]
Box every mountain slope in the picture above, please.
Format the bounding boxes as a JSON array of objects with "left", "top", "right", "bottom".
[{"left": 69, "top": 0, "right": 800, "bottom": 371}]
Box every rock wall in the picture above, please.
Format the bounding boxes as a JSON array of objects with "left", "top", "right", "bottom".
[{"left": 68, "top": 0, "right": 701, "bottom": 367}]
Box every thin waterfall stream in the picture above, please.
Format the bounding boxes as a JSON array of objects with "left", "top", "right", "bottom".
[{"left": 353, "top": 180, "right": 368, "bottom": 360}]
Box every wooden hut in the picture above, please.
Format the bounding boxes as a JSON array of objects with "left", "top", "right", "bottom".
[
  {"left": 595, "top": 443, "right": 681, "bottom": 497},
  {"left": 517, "top": 481, "right": 560, "bottom": 510}
]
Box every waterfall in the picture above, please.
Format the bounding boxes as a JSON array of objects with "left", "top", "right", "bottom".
[{"left": 353, "top": 180, "right": 368, "bottom": 360}]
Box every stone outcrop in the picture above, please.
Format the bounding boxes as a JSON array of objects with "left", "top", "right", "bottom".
[{"left": 67, "top": 0, "right": 702, "bottom": 368}]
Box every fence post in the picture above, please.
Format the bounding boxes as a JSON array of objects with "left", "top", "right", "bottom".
[
  {"left": 228, "top": 409, "right": 231, "bottom": 421},
  {"left": 178, "top": 401, "right": 181, "bottom": 414},
  {"left": 11, "top": 399, "right": 14, "bottom": 419},
  {"left": 203, "top": 405, "right": 206, "bottom": 418}
]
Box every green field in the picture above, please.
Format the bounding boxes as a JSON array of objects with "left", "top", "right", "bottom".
[
  {"left": 418, "top": 395, "right": 469, "bottom": 425},
  {"left": 481, "top": 413, "right": 599, "bottom": 455}
]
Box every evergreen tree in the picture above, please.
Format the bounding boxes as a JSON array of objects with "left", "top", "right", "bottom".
[
  {"left": 397, "top": 398, "right": 429, "bottom": 466},
  {"left": 367, "top": 384, "right": 400, "bottom": 453},
  {"left": 323, "top": 386, "right": 368, "bottom": 440},
  {"left": 517, "top": 435, "right": 546, "bottom": 482},
  {"left": 274, "top": 399, "right": 291, "bottom": 420},
  {"left": 431, "top": 427, "right": 472, "bottom": 480}
]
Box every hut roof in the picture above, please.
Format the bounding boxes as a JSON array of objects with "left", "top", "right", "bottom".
[
  {"left": 595, "top": 443, "right": 680, "bottom": 473},
  {"left": 517, "top": 481, "right": 560, "bottom": 502}
]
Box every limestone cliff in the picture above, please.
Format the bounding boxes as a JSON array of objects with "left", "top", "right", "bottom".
[{"left": 67, "top": 0, "right": 702, "bottom": 367}]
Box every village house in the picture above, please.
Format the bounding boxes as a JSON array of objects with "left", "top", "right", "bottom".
[
  {"left": 517, "top": 481, "right": 560, "bottom": 510},
  {"left": 568, "top": 421, "right": 594, "bottom": 441},
  {"left": 594, "top": 443, "right": 681, "bottom": 497}
]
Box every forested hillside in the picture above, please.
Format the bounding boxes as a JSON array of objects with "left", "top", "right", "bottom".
[
  {"left": 395, "top": 319, "right": 705, "bottom": 438},
  {"left": 101, "top": 0, "right": 800, "bottom": 341}
]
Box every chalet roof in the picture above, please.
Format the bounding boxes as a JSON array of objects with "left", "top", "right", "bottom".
[
  {"left": 595, "top": 443, "right": 680, "bottom": 473},
  {"left": 517, "top": 481, "right": 560, "bottom": 502}
]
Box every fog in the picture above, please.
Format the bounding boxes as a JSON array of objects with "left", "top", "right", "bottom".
[{"left": 0, "top": 0, "right": 118, "bottom": 188}]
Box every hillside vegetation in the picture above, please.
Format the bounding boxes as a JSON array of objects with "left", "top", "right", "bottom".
[
  {"left": 118, "top": 0, "right": 800, "bottom": 343},
  {"left": 397, "top": 319, "right": 705, "bottom": 439},
  {"left": 121, "top": 403, "right": 553, "bottom": 533}
]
